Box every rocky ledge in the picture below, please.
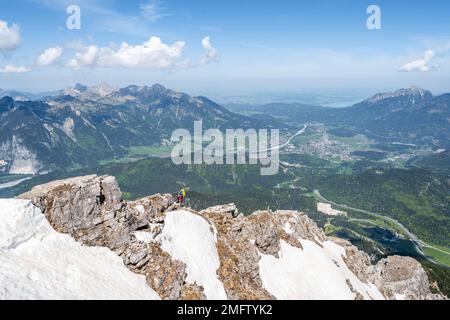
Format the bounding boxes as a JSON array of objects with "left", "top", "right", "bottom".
[{"left": 18, "top": 175, "right": 445, "bottom": 300}]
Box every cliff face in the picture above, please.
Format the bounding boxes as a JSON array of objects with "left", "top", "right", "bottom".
[{"left": 16, "top": 175, "right": 444, "bottom": 300}]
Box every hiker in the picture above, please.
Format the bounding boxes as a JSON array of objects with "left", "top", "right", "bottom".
[{"left": 177, "top": 187, "right": 187, "bottom": 206}]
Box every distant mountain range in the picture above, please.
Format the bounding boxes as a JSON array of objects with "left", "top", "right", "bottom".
[
  {"left": 0, "top": 89, "right": 48, "bottom": 101},
  {"left": 234, "top": 86, "right": 450, "bottom": 149},
  {"left": 339, "top": 87, "right": 450, "bottom": 146},
  {"left": 1, "top": 84, "right": 449, "bottom": 174},
  {"left": 0, "top": 83, "right": 277, "bottom": 174}
]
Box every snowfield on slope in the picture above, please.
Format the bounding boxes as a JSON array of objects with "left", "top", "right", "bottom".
[
  {"left": 156, "top": 210, "right": 227, "bottom": 300},
  {"left": 259, "top": 239, "right": 385, "bottom": 300},
  {"left": 0, "top": 199, "right": 160, "bottom": 300}
]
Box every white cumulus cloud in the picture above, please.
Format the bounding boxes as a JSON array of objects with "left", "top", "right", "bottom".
[
  {"left": 37, "top": 47, "right": 63, "bottom": 66},
  {"left": 0, "top": 20, "right": 21, "bottom": 51},
  {"left": 0, "top": 65, "right": 31, "bottom": 74},
  {"left": 67, "top": 37, "right": 185, "bottom": 70},
  {"left": 400, "top": 50, "right": 436, "bottom": 72},
  {"left": 199, "top": 36, "right": 219, "bottom": 65},
  {"left": 67, "top": 45, "right": 99, "bottom": 70}
]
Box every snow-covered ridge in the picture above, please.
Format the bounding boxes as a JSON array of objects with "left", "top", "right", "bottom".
[
  {"left": 156, "top": 210, "right": 227, "bottom": 300},
  {"left": 0, "top": 199, "right": 160, "bottom": 300},
  {"left": 259, "top": 240, "right": 383, "bottom": 300},
  {"left": 0, "top": 175, "right": 443, "bottom": 300}
]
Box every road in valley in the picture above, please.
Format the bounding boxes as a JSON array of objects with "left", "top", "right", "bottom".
[
  {"left": 255, "top": 124, "right": 308, "bottom": 154},
  {"left": 313, "top": 189, "right": 450, "bottom": 261},
  {"left": 0, "top": 177, "right": 32, "bottom": 190}
]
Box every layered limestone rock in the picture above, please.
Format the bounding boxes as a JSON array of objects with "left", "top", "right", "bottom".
[
  {"left": 19, "top": 175, "right": 195, "bottom": 300},
  {"left": 368, "top": 256, "right": 444, "bottom": 300},
  {"left": 18, "top": 175, "right": 445, "bottom": 300}
]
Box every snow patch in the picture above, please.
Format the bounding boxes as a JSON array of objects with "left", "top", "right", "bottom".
[
  {"left": 134, "top": 230, "right": 156, "bottom": 244},
  {"left": 0, "top": 199, "right": 160, "bottom": 300},
  {"left": 135, "top": 205, "right": 145, "bottom": 214},
  {"left": 259, "top": 239, "right": 384, "bottom": 300},
  {"left": 156, "top": 210, "right": 227, "bottom": 300},
  {"left": 283, "top": 222, "right": 293, "bottom": 235}
]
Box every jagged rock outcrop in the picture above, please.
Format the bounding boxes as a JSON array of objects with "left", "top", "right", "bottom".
[
  {"left": 18, "top": 175, "right": 445, "bottom": 300},
  {"left": 19, "top": 175, "right": 194, "bottom": 300},
  {"left": 368, "top": 256, "right": 445, "bottom": 300}
]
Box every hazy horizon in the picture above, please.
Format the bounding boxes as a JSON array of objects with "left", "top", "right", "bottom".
[
  {"left": 1, "top": 0, "right": 450, "bottom": 95},
  {"left": 2, "top": 80, "right": 450, "bottom": 110}
]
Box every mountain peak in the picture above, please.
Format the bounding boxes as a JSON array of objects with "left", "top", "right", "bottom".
[
  {"left": 63, "top": 82, "right": 117, "bottom": 98},
  {"left": 117, "top": 84, "right": 168, "bottom": 96},
  {"left": 150, "top": 83, "right": 167, "bottom": 90},
  {"left": 89, "top": 82, "right": 117, "bottom": 97},
  {"left": 147, "top": 83, "right": 169, "bottom": 93},
  {"left": 367, "top": 86, "right": 432, "bottom": 103},
  {"left": 395, "top": 86, "right": 431, "bottom": 97},
  {"left": 0, "top": 96, "right": 14, "bottom": 104},
  {"left": 63, "top": 83, "right": 87, "bottom": 96},
  {"left": 0, "top": 96, "right": 14, "bottom": 112},
  {"left": 135, "top": 83, "right": 172, "bottom": 97},
  {"left": 118, "top": 85, "right": 143, "bottom": 95},
  {"left": 74, "top": 83, "right": 88, "bottom": 92}
]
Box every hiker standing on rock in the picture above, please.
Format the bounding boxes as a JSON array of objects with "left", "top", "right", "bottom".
[{"left": 177, "top": 187, "right": 187, "bottom": 207}]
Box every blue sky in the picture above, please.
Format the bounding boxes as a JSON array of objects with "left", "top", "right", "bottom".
[{"left": 1, "top": 0, "right": 450, "bottom": 97}]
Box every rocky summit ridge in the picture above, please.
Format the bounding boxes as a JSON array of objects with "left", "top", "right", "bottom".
[{"left": 15, "top": 175, "right": 445, "bottom": 300}]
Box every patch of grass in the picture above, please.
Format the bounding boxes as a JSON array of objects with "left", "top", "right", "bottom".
[
  {"left": 324, "top": 223, "right": 342, "bottom": 235},
  {"left": 423, "top": 246, "right": 450, "bottom": 267},
  {"left": 97, "top": 145, "right": 174, "bottom": 166},
  {"left": 128, "top": 145, "right": 173, "bottom": 156}
]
